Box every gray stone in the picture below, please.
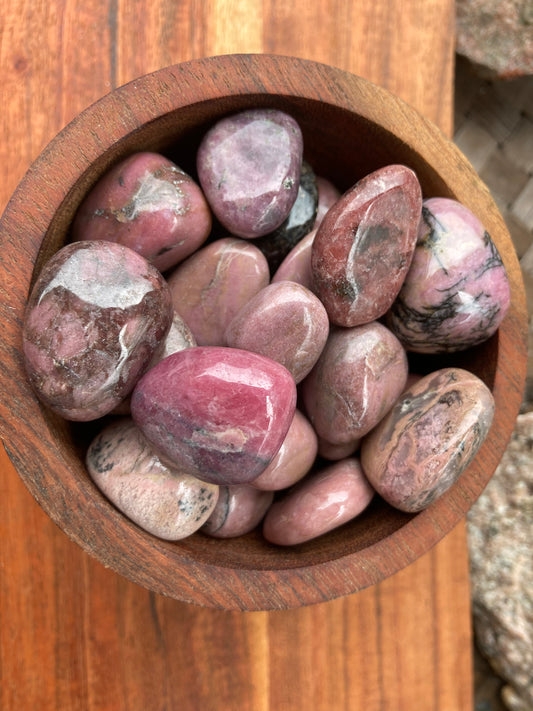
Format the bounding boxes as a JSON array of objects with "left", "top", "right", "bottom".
[{"left": 467, "top": 411, "right": 533, "bottom": 711}]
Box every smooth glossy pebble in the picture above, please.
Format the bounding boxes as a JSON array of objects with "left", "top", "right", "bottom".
[{"left": 202, "top": 485, "right": 274, "bottom": 538}]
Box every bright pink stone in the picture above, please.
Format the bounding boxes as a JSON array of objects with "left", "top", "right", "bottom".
[{"left": 131, "top": 347, "right": 297, "bottom": 486}]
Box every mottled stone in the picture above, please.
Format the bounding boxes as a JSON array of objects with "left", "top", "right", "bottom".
[
  {"left": 314, "top": 175, "right": 341, "bottom": 228},
  {"left": 23, "top": 240, "right": 173, "bottom": 421},
  {"left": 252, "top": 161, "right": 318, "bottom": 273},
  {"left": 301, "top": 322, "right": 408, "bottom": 444},
  {"left": 166, "top": 237, "right": 270, "bottom": 346},
  {"left": 317, "top": 437, "right": 360, "bottom": 461},
  {"left": 388, "top": 197, "right": 511, "bottom": 353},
  {"left": 263, "top": 458, "right": 375, "bottom": 545},
  {"left": 72, "top": 152, "right": 212, "bottom": 273},
  {"left": 86, "top": 418, "right": 219, "bottom": 540},
  {"left": 252, "top": 409, "right": 318, "bottom": 491},
  {"left": 202, "top": 485, "right": 274, "bottom": 538},
  {"left": 197, "top": 108, "right": 303, "bottom": 238},
  {"left": 311, "top": 164, "right": 422, "bottom": 326},
  {"left": 131, "top": 347, "right": 297, "bottom": 486},
  {"left": 467, "top": 411, "right": 533, "bottom": 711},
  {"left": 360, "top": 367, "right": 495, "bottom": 512},
  {"left": 225, "top": 280, "right": 329, "bottom": 383},
  {"left": 271, "top": 228, "right": 316, "bottom": 290}
]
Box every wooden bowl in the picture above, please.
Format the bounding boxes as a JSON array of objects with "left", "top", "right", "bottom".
[{"left": 0, "top": 54, "right": 527, "bottom": 611}]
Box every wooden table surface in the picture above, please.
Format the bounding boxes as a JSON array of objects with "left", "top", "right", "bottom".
[{"left": 0, "top": 1, "right": 473, "bottom": 709}]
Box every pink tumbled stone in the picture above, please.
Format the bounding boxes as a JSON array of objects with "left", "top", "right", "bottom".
[
  {"left": 72, "top": 152, "right": 212, "bottom": 273},
  {"left": 131, "top": 347, "right": 297, "bottom": 486},
  {"left": 263, "top": 458, "right": 375, "bottom": 545},
  {"left": 387, "top": 197, "right": 511, "bottom": 353},
  {"left": 197, "top": 109, "right": 303, "bottom": 239},
  {"left": 86, "top": 418, "right": 219, "bottom": 540},
  {"left": 311, "top": 164, "right": 422, "bottom": 327},
  {"left": 317, "top": 437, "right": 360, "bottom": 461},
  {"left": 360, "top": 368, "right": 495, "bottom": 512},
  {"left": 314, "top": 175, "right": 341, "bottom": 228},
  {"left": 271, "top": 229, "right": 316, "bottom": 290},
  {"left": 252, "top": 409, "right": 318, "bottom": 491},
  {"left": 202, "top": 485, "right": 274, "bottom": 538},
  {"left": 225, "top": 280, "right": 329, "bottom": 383},
  {"left": 23, "top": 240, "right": 173, "bottom": 421},
  {"left": 166, "top": 237, "right": 270, "bottom": 346},
  {"left": 301, "top": 322, "right": 408, "bottom": 444}
]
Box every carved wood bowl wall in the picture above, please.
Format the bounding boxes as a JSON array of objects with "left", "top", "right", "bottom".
[{"left": 0, "top": 55, "right": 527, "bottom": 610}]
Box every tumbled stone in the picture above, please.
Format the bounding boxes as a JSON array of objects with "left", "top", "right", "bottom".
[
  {"left": 72, "top": 152, "right": 212, "bottom": 273},
  {"left": 252, "top": 161, "right": 318, "bottom": 273},
  {"left": 301, "top": 322, "right": 408, "bottom": 444},
  {"left": 202, "top": 485, "right": 274, "bottom": 538},
  {"left": 360, "top": 367, "right": 495, "bottom": 512},
  {"left": 311, "top": 164, "right": 422, "bottom": 326},
  {"left": 317, "top": 437, "right": 360, "bottom": 462},
  {"left": 252, "top": 409, "right": 318, "bottom": 491},
  {"left": 387, "top": 197, "right": 511, "bottom": 353},
  {"left": 271, "top": 229, "right": 316, "bottom": 290},
  {"left": 86, "top": 418, "right": 218, "bottom": 540},
  {"left": 314, "top": 175, "right": 341, "bottom": 228},
  {"left": 23, "top": 240, "right": 173, "bottom": 421},
  {"left": 131, "top": 346, "right": 297, "bottom": 486},
  {"left": 197, "top": 108, "right": 303, "bottom": 238},
  {"left": 263, "top": 458, "right": 375, "bottom": 545},
  {"left": 225, "top": 280, "right": 329, "bottom": 383},
  {"left": 166, "top": 237, "right": 269, "bottom": 346}
]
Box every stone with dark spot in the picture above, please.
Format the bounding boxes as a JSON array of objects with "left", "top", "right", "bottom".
[{"left": 202, "top": 484, "right": 273, "bottom": 538}]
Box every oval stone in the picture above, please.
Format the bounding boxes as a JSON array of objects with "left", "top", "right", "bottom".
[
  {"left": 301, "top": 322, "right": 408, "bottom": 444},
  {"left": 131, "top": 347, "right": 297, "bottom": 486},
  {"left": 360, "top": 367, "right": 495, "bottom": 512},
  {"left": 202, "top": 485, "right": 274, "bottom": 538},
  {"left": 197, "top": 108, "right": 303, "bottom": 239},
  {"left": 72, "top": 152, "right": 212, "bottom": 273},
  {"left": 271, "top": 228, "right": 316, "bottom": 290},
  {"left": 314, "top": 175, "right": 341, "bottom": 228},
  {"left": 317, "top": 437, "right": 360, "bottom": 462},
  {"left": 252, "top": 409, "right": 318, "bottom": 491},
  {"left": 86, "top": 418, "right": 219, "bottom": 540},
  {"left": 262, "top": 458, "right": 375, "bottom": 545},
  {"left": 311, "top": 164, "right": 422, "bottom": 326},
  {"left": 23, "top": 240, "right": 173, "bottom": 421},
  {"left": 166, "top": 237, "right": 270, "bottom": 346},
  {"left": 225, "top": 280, "right": 329, "bottom": 383},
  {"left": 387, "top": 197, "right": 511, "bottom": 353}
]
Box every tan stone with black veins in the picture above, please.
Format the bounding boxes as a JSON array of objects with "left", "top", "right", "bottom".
[{"left": 360, "top": 367, "right": 495, "bottom": 512}]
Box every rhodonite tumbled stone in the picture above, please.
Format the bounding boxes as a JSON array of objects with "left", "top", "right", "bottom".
[
  {"left": 301, "top": 322, "right": 408, "bottom": 443},
  {"left": 131, "top": 347, "right": 297, "bottom": 486},
  {"left": 23, "top": 240, "right": 173, "bottom": 421},
  {"left": 271, "top": 229, "right": 316, "bottom": 290},
  {"left": 197, "top": 109, "right": 303, "bottom": 239},
  {"left": 262, "top": 458, "right": 375, "bottom": 545},
  {"left": 360, "top": 368, "right": 495, "bottom": 512},
  {"left": 224, "top": 280, "right": 329, "bottom": 383},
  {"left": 387, "top": 197, "right": 511, "bottom": 353},
  {"left": 166, "top": 237, "right": 270, "bottom": 346},
  {"left": 86, "top": 418, "right": 218, "bottom": 540},
  {"left": 311, "top": 164, "right": 422, "bottom": 327},
  {"left": 72, "top": 152, "right": 212, "bottom": 273},
  {"left": 202, "top": 485, "right": 274, "bottom": 538}
]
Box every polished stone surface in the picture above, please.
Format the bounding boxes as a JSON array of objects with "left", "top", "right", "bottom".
[
  {"left": 201, "top": 484, "right": 273, "bottom": 538},
  {"left": 271, "top": 228, "right": 316, "bottom": 290}
]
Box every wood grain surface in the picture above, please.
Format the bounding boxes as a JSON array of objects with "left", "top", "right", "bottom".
[{"left": 0, "top": 0, "right": 476, "bottom": 708}]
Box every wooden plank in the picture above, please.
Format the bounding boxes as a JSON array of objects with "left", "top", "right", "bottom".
[{"left": 0, "top": 0, "right": 471, "bottom": 709}]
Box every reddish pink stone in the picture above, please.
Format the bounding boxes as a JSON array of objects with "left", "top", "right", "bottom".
[
  {"left": 311, "top": 164, "right": 422, "bottom": 326},
  {"left": 131, "top": 347, "right": 297, "bottom": 486},
  {"left": 202, "top": 485, "right": 273, "bottom": 538},
  {"left": 263, "top": 458, "right": 375, "bottom": 545},
  {"left": 317, "top": 437, "right": 360, "bottom": 461},
  {"left": 72, "top": 152, "right": 212, "bottom": 273},
  {"left": 271, "top": 229, "right": 316, "bottom": 290},
  {"left": 314, "top": 175, "right": 341, "bottom": 228},
  {"left": 166, "top": 237, "right": 270, "bottom": 346}
]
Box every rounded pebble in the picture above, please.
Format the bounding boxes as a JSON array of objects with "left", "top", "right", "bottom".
[
  {"left": 387, "top": 197, "right": 511, "bottom": 353},
  {"left": 263, "top": 458, "right": 375, "bottom": 545},
  {"left": 311, "top": 164, "right": 422, "bottom": 326},
  {"left": 301, "top": 322, "right": 408, "bottom": 443},
  {"left": 202, "top": 485, "right": 274, "bottom": 538},
  {"left": 314, "top": 175, "right": 341, "bottom": 228},
  {"left": 131, "top": 346, "right": 297, "bottom": 486},
  {"left": 166, "top": 237, "right": 270, "bottom": 346},
  {"left": 317, "top": 437, "right": 360, "bottom": 461},
  {"left": 86, "top": 418, "right": 219, "bottom": 540},
  {"left": 225, "top": 280, "right": 329, "bottom": 383},
  {"left": 72, "top": 152, "right": 212, "bottom": 272},
  {"left": 360, "top": 367, "right": 495, "bottom": 512},
  {"left": 271, "top": 229, "right": 316, "bottom": 290},
  {"left": 197, "top": 108, "right": 303, "bottom": 238},
  {"left": 23, "top": 240, "right": 173, "bottom": 421}
]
